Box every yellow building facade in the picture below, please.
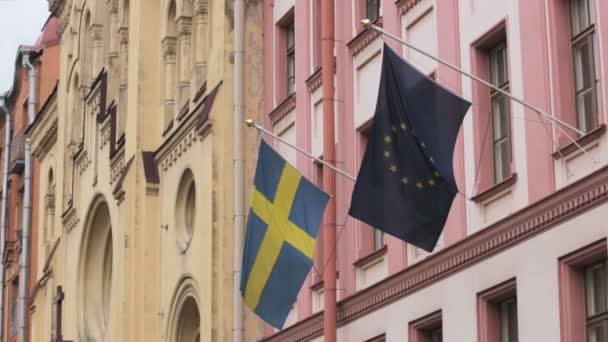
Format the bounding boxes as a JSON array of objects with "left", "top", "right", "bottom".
[{"left": 28, "top": 0, "right": 264, "bottom": 341}]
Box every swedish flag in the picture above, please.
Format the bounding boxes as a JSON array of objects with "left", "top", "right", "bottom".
[{"left": 241, "top": 139, "right": 330, "bottom": 329}]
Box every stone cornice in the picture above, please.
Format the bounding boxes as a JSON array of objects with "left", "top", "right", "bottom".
[
  {"left": 347, "top": 18, "right": 383, "bottom": 57},
  {"left": 306, "top": 68, "right": 322, "bottom": 93},
  {"left": 395, "top": 0, "right": 424, "bottom": 15},
  {"left": 269, "top": 93, "right": 296, "bottom": 125},
  {"left": 262, "top": 165, "right": 608, "bottom": 342}
]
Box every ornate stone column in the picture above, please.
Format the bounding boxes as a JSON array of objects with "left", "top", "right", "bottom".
[
  {"left": 194, "top": 1, "right": 209, "bottom": 88},
  {"left": 162, "top": 37, "right": 177, "bottom": 128},
  {"left": 108, "top": 0, "right": 120, "bottom": 61},
  {"left": 177, "top": 17, "right": 192, "bottom": 107}
]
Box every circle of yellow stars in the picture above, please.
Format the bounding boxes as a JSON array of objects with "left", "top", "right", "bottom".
[{"left": 383, "top": 122, "right": 441, "bottom": 191}]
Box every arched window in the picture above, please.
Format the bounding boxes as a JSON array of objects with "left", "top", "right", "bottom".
[
  {"left": 81, "top": 11, "right": 93, "bottom": 83},
  {"left": 175, "top": 297, "right": 200, "bottom": 342},
  {"left": 79, "top": 199, "right": 113, "bottom": 340}
]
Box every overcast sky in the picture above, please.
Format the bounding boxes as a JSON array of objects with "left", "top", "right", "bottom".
[{"left": 0, "top": 0, "right": 50, "bottom": 93}]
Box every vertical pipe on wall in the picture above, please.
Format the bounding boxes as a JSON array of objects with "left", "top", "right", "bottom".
[
  {"left": 18, "top": 139, "right": 31, "bottom": 342},
  {"left": 0, "top": 95, "right": 12, "bottom": 342},
  {"left": 22, "top": 51, "right": 37, "bottom": 125},
  {"left": 233, "top": 0, "right": 245, "bottom": 341},
  {"left": 321, "top": 0, "right": 337, "bottom": 341}
]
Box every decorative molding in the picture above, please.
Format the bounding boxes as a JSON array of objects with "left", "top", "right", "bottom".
[
  {"left": 262, "top": 165, "right": 608, "bottom": 342},
  {"left": 269, "top": 93, "right": 296, "bottom": 125},
  {"left": 110, "top": 148, "right": 126, "bottom": 185},
  {"left": 194, "top": 0, "right": 209, "bottom": 15},
  {"left": 159, "top": 128, "right": 199, "bottom": 172},
  {"left": 553, "top": 124, "right": 606, "bottom": 160},
  {"left": 347, "top": 18, "right": 383, "bottom": 57},
  {"left": 395, "top": 0, "right": 424, "bottom": 15},
  {"left": 31, "top": 117, "right": 58, "bottom": 159},
  {"left": 75, "top": 150, "right": 91, "bottom": 175},
  {"left": 100, "top": 111, "right": 112, "bottom": 149},
  {"left": 62, "top": 206, "right": 79, "bottom": 233},
  {"left": 306, "top": 68, "right": 322, "bottom": 93},
  {"left": 162, "top": 37, "right": 177, "bottom": 62}
]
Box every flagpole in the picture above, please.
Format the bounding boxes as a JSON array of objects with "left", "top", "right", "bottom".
[
  {"left": 363, "top": 20, "right": 598, "bottom": 164},
  {"left": 322, "top": 1, "right": 338, "bottom": 341},
  {"left": 245, "top": 120, "right": 356, "bottom": 181},
  {"left": 233, "top": 0, "right": 245, "bottom": 340}
]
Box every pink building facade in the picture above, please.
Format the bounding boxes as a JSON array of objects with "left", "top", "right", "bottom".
[{"left": 262, "top": 0, "right": 608, "bottom": 341}]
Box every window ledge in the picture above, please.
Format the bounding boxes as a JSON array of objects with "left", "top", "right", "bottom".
[
  {"left": 471, "top": 173, "right": 518, "bottom": 203},
  {"left": 269, "top": 93, "right": 296, "bottom": 125},
  {"left": 353, "top": 245, "right": 388, "bottom": 268},
  {"left": 310, "top": 271, "right": 339, "bottom": 291},
  {"left": 306, "top": 67, "right": 323, "bottom": 93},
  {"left": 552, "top": 124, "right": 606, "bottom": 160},
  {"left": 395, "top": 0, "right": 424, "bottom": 15}
]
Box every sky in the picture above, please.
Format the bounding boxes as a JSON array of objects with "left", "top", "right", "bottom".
[{"left": 0, "top": 0, "right": 50, "bottom": 92}]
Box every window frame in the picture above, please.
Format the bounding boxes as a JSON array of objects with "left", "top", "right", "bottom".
[
  {"left": 489, "top": 41, "right": 512, "bottom": 184},
  {"left": 570, "top": 0, "right": 599, "bottom": 134},
  {"left": 286, "top": 21, "right": 296, "bottom": 96},
  {"left": 584, "top": 260, "right": 608, "bottom": 341},
  {"left": 477, "top": 278, "right": 518, "bottom": 342},
  {"left": 366, "top": 0, "right": 380, "bottom": 22}
]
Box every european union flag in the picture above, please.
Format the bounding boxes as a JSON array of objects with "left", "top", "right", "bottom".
[
  {"left": 349, "top": 44, "right": 471, "bottom": 252},
  {"left": 241, "top": 139, "right": 330, "bottom": 329}
]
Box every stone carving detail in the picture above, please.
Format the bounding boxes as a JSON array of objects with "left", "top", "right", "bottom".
[
  {"left": 162, "top": 37, "right": 177, "bottom": 62},
  {"left": 177, "top": 18, "right": 193, "bottom": 37},
  {"left": 194, "top": 1, "right": 208, "bottom": 15}
]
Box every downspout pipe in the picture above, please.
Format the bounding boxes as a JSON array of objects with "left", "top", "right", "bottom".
[
  {"left": 22, "top": 50, "right": 37, "bottom": 125},
  {"left": 233, "top": 0, "right": 245, "bottom": 341},
  {"left": 0, "top": 95, "right": 11, "bottom": 342},
  {"left": 18, "top": 139, "right": 31, "bottom": 342}
]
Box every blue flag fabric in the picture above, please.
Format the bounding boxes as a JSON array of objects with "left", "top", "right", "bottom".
[
  {"left": 241, "top": 139, "right": 330, "bottom": 329},
  {"left": 349, "top": 44, "right": 471, "bottom": 252}
]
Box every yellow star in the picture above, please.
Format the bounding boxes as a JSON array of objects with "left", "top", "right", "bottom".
[
  {"left": 400, "top": 123, "right": 407, "bottom": 130},
  {"left": 416, "top": 182, "right": 424, "bottom": 190},
  {"left": 392, "top": 125, "right": 398, "bottom": 132},
  {"left": 421, "top": 142, "right": 426, "bottom": 148},
  {"left": 384, "top": 151, "right": 391, "bottom": 159},
  {"left": 384, "top": 136, "right": 392, "bottom": 144},
  {"left": 401, "top": 177, "right": 409, "bottom": 185},
  {"left": 389, "top": 164, "right": 398, "bottom": 173},
  {"left": 429, "top": 157, "right": 435, "bottom": 164},
  {"left": 434, "top": 171, "right": 440, "bottom": 178},
  {"left": 428, "top": 179, "right": 436, "bottom": 187}
]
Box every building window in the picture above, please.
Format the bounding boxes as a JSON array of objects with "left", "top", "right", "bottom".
[
  {"left": 499, "top": 297, "right": 519, "bottom": 342},
  {"left": 570, "top": 0, "right": 599, "bottom": 134},
  {"left": 409, "top": 310, "right": 443, "bottom": 342},
  {"left": 286, "top": 21, "right": 295, "bottom": 96},
  {"left": 373, "top": 229, "right": 384, "bottom": 251},
  {"left": 10, "top": 278, "right": 18, "bottom": 334},
  {"left": 366, "top": 0, "right": 380, "bottom": 22},
  {"left": 477, "top": 279, "right": 518, "bottom": 342},
  {"left": 489, "top": 42, "right": 511, "bottom": 183},
  {"left": 585, "top": 261, "right": 608, "bottom": 342}
]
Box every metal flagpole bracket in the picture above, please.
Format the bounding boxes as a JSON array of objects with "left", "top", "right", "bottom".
[
  {"left": 367, "top": 22, "right": 599, "bottom": 165},
  {"left": 244, "top": 119, "right": 356, "bottom": 183}
]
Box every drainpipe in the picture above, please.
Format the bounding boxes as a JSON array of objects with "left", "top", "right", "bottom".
[
  {"left": 18, "top": 139, "right": 31, "bottom": 342},
  {"left": 0, "top": 95, "right": 11, "bottom": 342},
  {"left": 233, "top": 0, "right": 245, "bottom": 341},
  {"left": 22, "top": 50, "right": 37, "bottom": 125},
  {"left": 321, "top": 0, "right": 337, "bottom": 341}
]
